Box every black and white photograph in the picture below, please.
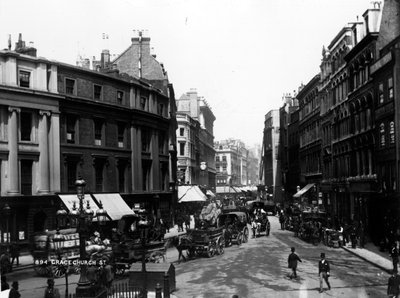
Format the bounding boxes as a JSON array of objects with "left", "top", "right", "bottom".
[{"left": 0, "top": 0, "right": 399, "bottom": 297}]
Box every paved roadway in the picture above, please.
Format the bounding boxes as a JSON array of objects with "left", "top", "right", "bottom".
[
  {"left": 3, "top": 216, "right": 389, "bottom": 298},
  {"left": 173, "top": 215, "right": 388, "bottom": 298}
]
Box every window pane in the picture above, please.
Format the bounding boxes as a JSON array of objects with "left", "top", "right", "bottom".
[
  {"left": 19, "top": 71, "right": 30, "bottom": 88},
  {"left": 66, "top": 79, "right": 75, "bottom": 94},
  {"left": 21, "top": 160, "right": 33, "bottom": 195},
  {"left": 94, "top": 85, "right": 102, "bottom": 100},
  {"left": 21, "top": 112, "right": 32, "bottom": 141}
]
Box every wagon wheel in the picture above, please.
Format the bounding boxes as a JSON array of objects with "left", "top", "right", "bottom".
[
  {"left": 237, "top": 233, "right": 243, "bottom": 246},
  {"left": 150, "top": 251, "right": 166, "bottom": 263},
  {"left": 33, "top": 258, "right": 52, "bottom": 277},
  {"left": 216, "top": 237, "right": 225, "bottom": 255},
  {"left": 206, "top": 243, "right": 216, "bottom": 258},
  {"left": 242, "top": 227, "right": 249, "bottom": 243},
  {"left": 52, "top": 264, "right": 67, "bottom": 278}
]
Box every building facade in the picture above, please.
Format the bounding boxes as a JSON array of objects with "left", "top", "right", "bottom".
[
  {"left": 175, "top": 89, "right": 216, "bottom": 189},
  {"left": 261, "top": 110, "right": 282, "bottom": 202},
  {"left": 215, "top": 139, "right": 249, "bottom": 187},
  {"left": 0, "top": 34, "right": 177, "bottom": 248}
]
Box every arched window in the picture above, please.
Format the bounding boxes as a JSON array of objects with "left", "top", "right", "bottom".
[{"left": 380, "top": 123, "right": 386, "bottom": 147}]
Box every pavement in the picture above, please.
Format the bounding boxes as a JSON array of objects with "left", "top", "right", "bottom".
[{"left": 341, "top": 241, "right": 393, "bottom": 273}]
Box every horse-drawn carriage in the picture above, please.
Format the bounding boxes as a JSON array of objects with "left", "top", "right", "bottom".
[
  {"left": 112, "top": 213, "right": 167, "bottom": 276},
  {"left": 31, "top": 228, "right": 112, "bottom": 278},
  {"left": 299, "top": 211, "right": 327, "bottom": 244},
  {"left": 253, "top": 212, "right": 270, "bottom": 237},
  {"left": 217, "top": 211, "right": 250, "bottom": 245}
]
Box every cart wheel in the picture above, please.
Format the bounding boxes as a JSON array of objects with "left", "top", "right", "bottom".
[
  {"left": 52, "top": 264, "right": 66, "bottom": 278},
  {"left": 206, "top": 243, "right": 216, "bottom": 258},
  {"left": 237, "top": 233, "right": 243, "bottom": 246},
  {"left": 242, "top": 227, "right": 249, "bottom": 243},
  {"left": 266, "top": 224, "right": 270, "bottom": 236},
  {"left": 150, "top": 251, "right": 166, "bottom": 263},
  {"left": 217, "top": 237, "right": 225, "bottom": 255},
  {"left": 33, "top": 259, "right": 52, "bottom": 277}
]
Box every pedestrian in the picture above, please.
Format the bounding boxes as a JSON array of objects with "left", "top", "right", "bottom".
[
  {"left": 251, "top": 218, "right": 257, "bottom": 238},
  {"left": 9, "top": 281, "right": 20, "bottom": 298},
  {"left": 388, "top": 269, "right": 400, "bottom": 298},
  {"left": 287, "top": 247, "right": 302, "bottom": 279},
  {"left": 1, "top": 275, "right": 9, "bottom": 291},
  {"left": 44, "top": 278, "right": 60, "bottom": 298},
  {"left": 318, "top": 252, "right": 331, "bottom": 293},
  {"left": 279, "top": 212, "right": 285, "bottom": 230},
  {"left": 391, "top": 242, "right": 399, "bottom": 272},
  {"left": 10, "top": 241, "right": 20, "bottom": 266}
]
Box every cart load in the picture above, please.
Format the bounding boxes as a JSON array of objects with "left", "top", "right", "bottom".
[{"left": 199, "top": 202, "right": 221, "bottom": 226}]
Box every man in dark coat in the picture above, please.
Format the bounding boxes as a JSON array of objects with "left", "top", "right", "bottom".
[
  {"left": 288, "top": 247, "right": 302, "bottom": 279},
  {"left": 388, "top": 269, "right": 400, "bottom": 298},
  {"left": 391, "top": 243, "right": 399, "bottom": 272},
  {"left": 318, "top": 252, "right": 331, "bottom": 293},
  {"left": 9, "top": 281, "right": 20, "bottom": 298}
]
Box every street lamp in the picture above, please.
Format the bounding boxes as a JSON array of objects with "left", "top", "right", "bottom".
[
  {"left": 56, "top": 177, "right": 108, "bottom": 297},
  {"left": 137, "top": 218, "right": 151, "bottom": 294}
]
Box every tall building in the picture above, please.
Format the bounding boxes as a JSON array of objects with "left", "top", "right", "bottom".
[
  {"left": 279, "top": 93, "right": 300, "bottom": 202},
  {"left": 0, "top": 34, "right": 60, "bottom": 245},
  {"left": 261, "top": 110, "right": 282, "bottom": 202},
  {"left": 215, "top": 139, "right": 249, "bottom": 187},
  {"left": 176, "top": 89, "right": 216, "bottom": 189},
  {"left": 370, "top": 0, "right": 400, "bottom": 242},
  {"left": 0, "top": 34, "right": 178, "bottom": 248}
]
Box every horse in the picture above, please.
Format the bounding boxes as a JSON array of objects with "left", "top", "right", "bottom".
[{"left": 170, "top": 235, "right": 192, "bottom": 263}]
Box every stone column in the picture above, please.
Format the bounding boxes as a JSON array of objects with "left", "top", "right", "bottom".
[
  {"left": 368, "top": 148, "right": 373, "bottom": 175},
  {"left": 356, "top": 151, "right": 360, "bottom": 176},
  {"left": 38, "top": 110, "right": 51, "bottom": 194},
  {"left": 8, "top": 107, "right": 20, "bottom": 195}
]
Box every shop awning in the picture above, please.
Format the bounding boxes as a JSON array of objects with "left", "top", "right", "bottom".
[
  {"left": 92, "top": 193, "right": 135, "bottom": 221},
  {"left": 178, "top": 185, "right": 207, "bottom": 203},
  {"left": 215, "top": 186, "right": 239, "bottom": 194},
  {"left": 293, "top": 183, "right": 315, "bottom": 198},
  {"left": 58, "top": 194, "right": 100, "bottom": 220}
]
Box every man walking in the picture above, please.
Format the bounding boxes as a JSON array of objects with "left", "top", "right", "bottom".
[
  {"left": 318, "top": 252, "right": 331, "bottom": 293},
  {"left": 288, "top": 247, "right": 302, "bottom": 279},
  {"left": 388, "top": 269, "right": 400, "bottom": 298},
  {"left": 391, "top": 242, "right": 399, "bottom": 272}
]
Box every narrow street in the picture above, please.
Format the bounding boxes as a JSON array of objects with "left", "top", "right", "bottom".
[
  {"left": 172, "top": 215, "right": 388, "bottom": 298},
  {"left": 2, "top": 215, "right": 390, "bottom": 298}
]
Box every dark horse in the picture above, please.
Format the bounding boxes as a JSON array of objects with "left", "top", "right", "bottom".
[{"left": 170, "top": 235, "right": 193, "bottom": 263}]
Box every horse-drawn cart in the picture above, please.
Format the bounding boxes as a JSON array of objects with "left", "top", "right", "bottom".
[
  {"left": 181, "top": 227, "right": 225, "bottom": 258},
  {"left": 111, "top": 213, "right": 168, "bottom": 277},
  {"left": 217, "top": 211, "right": 250, "bottom": 245},
  {"left": 31, "top": 228, "right": 111, "bottom": 278}
]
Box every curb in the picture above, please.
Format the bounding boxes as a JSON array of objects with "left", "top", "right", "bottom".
[{"left": 341, "top": 246, "right": 391, "bottom": 274}]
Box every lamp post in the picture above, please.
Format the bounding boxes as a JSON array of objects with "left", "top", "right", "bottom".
[
  {"left": 57, "top": 177, "right": 108, "bottom": 298},
  {"left": 138, "top": 216, "right": 151, "bottom": 296}
]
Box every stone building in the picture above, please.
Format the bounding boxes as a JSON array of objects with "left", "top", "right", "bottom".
[
  {"left": 0, "top": 34, "right": 177, "bottom": 249},
  {"left": 261, "top": 110, "right": 282, "bottom": 202},
  {"left": 176, "top": 89, "right": 216, "bottom": 189},
  {"left": 215, "top": 139, "right": 249, "bottom": 187}
]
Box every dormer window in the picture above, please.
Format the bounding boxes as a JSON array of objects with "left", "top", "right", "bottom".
[{"left": 19, "top": 70, "right": 30, "bottom": 88}]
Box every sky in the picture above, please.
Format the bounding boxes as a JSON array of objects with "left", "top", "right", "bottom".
[{"left": 0, "top": 0, "right": 373, "bottom": 147}]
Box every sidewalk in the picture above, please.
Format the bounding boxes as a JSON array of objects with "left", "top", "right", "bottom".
[{"left": 341, "top": 241, "right": 393, "bottom": 273}]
